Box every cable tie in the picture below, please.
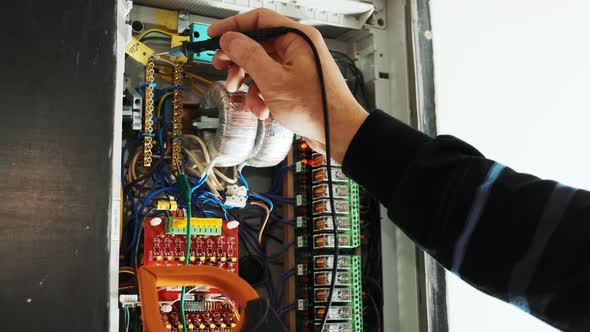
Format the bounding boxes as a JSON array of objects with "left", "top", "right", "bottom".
[{"left": 142, "top": 133, "right": 156, "bottom": 137}]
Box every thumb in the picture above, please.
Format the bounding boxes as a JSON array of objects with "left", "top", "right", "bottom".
[{"left": 219, "top": 32, "right": 282, "bottom": 86}]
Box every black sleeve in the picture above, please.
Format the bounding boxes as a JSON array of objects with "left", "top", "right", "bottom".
[{"left": 341, "top": 110, "right": 590, "bottom": 332}]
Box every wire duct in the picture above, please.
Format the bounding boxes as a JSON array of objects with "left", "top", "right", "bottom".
[
  {"left": 202, "top": 83, "right": 258, "bottom": 167},
  {"left": 246, "top": 118, "right": 293, "bottom": 167}
]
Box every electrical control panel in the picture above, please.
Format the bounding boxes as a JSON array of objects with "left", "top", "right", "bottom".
[
  {"left": 292, "top": 146, "right": 364, "bottom": 332},
  {"left": 143, "top": 216, "right": 238, "bottom": 270},
  {"left": 117, "top": 2, "right": 386, "bottom": 332}
]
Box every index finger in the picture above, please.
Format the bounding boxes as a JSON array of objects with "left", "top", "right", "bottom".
[{"left": 208, "top": 8, "right": 300, "bottom": 37}]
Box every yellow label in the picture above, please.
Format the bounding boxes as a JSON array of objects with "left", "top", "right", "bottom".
[
  {"left": 125, "top": 37, "right": 154, "bottom": 65},
  {"left": 157, "top": 200, "right": 178, "bottom": 211},
  {"left": 171, "top": 217, "right": 222, "bottom": 229}
]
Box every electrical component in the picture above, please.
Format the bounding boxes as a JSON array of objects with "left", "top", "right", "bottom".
[
  {"left": 315, "top": 322, "right": 353, "bottom": 332},
  {"left": 314, "top": 288, "right": 351, "bottom": 303},
  {"left": 313, "top": 183, "right": 351, "bottom": 200},
  {"left": 313, "top": 199, "right": 350, "bottom": 215},
  {"left": 313, "top": 216, "right": 351, "bottom": 232},
  {"left": 201, "top": 83, "right": 258, "bottom": 167},
  {"left": 313, "top": 234, "right": 352, "bottom": 249},
  {"left": 165, "top": 217, "right": 222, "bottom": 236},
  {"left": 143, "top": 217, "right": 238, "bottom": 271},
  {"left": 125, "top": 37, "right": 155, "bottom": 65},
  {"left": 311, "top": 152, "right": 339, "bottom": 168},
  {"left": 224, "top": 184, "right": 248, "bottom": 208},
  {"left": 119, "top": 294, "right": 140, "bottom": 308},
  {"left": 245, "top": 119, "right": 294, "bottom": 167},
  {"left": 312, "top": 166, "right": 348, "bottom": 184},
  {"left": 138, "top": 265, "right": 257, "bottom": 332},
  {"left": 171, "top": 63, "right": 184, "bottom": 171},
  {"left": 170, "top": 35, "right": 190, "bottom": 63},
  {"left": 192, "top": 115, "right": 219, "bottom": 129},
  {"left": 157, "top": 200, "right": 178, "bottom": 211},
  {"left": 143, "top": 56, "right": 155, "bottom": 167},
  {"left": 190, "top": 23, "right": 215, "bottom": 63},
  {"left": 314, "top": 271, "right": 352, "bottom": 286},
  {"left": 314, "top": 305, "right": 353, "bottom": 320},
  {"left": 123, "top": 88, "right": 143, "bottom": 131},
  {"left": 313, "top": 255, "right": 352, "bottom": 271}
]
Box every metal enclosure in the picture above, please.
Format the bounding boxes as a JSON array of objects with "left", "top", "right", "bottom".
[{"left": 0, "top": 0, "right": 431, "bottom": 331}]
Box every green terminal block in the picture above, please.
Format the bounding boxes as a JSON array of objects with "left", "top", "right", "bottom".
[
  {"left": 296, "top": 216, "right": 307, "bottom": 228},
  {"left": 165, "top": 217, "right": 222, "bottom": 236},
  {"left": 295, "top": 161, "right": 307, "bottom": 174},
  {"left": 351, "top": 255, "right": 363, "bottom": 331},
  {"left": 349, "top": 181, "right": 361, "bottom": 248}
]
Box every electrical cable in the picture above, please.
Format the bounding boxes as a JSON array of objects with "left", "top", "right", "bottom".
[
  {"left": 251, "top": 201, "right": 270, "bottom": 245},
  {"left": 137, "top": 28, "right": 174, "bottom": 41},
  {"left": 277, "top": 28, "right": 339, "bottom": 332},
  {"left": 124, "top": 307, "right": 130, "bottom": 332},
  {"left": 141, "top": 36, "right": 172, "bottom": 43},
  {"left": 123, "top": 146, "right": 170, "bottom": 196}
]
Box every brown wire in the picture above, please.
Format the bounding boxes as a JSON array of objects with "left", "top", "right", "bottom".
[{"left": 251, "top": 201, "right": 270, "bottom": 245}]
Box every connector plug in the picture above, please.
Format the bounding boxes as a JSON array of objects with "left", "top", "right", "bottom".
[{"left": 224, "top": 194, "right": 247, "bottom": 208}]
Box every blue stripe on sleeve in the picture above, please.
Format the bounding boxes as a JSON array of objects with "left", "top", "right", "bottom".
[
  {"left": 508, "top": 183, "right": 576, "bottom": 305},
  {"left": 451, "top": 162, "right": 505, "bottom": 273}
]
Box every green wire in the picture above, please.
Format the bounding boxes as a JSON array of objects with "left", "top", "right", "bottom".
[
  {"left": 180, "top": 201, "right": 191, "bottom": 332},
  {"left": 139, "top": 31, "right": 172, "bottom": 42},
  {"left": 141, "top": 36, "right": 172, "bottom": 42},
  {"left": 175, "top": 174, "right": 192, "bottom": 332}
]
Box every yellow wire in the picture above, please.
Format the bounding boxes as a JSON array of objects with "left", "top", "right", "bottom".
[
  {"left": 191, "top": 82, "right": 205, "bottom": 95},
  {"left": 137, "top": 28, "right": 174, "bottom": 41},
  {"left": 119, "top": 270, "right": 136, "bottom": 276},
  {"left": 185, "top": 72, "right": 213, "bottom": 85},
  {"left": 156, "top": 65, "right": 173, "bottom": 75},
  {"left": 157, "top": 92, "right": 174, "bottom": 117}
]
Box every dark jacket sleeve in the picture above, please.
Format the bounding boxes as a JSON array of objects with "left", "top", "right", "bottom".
[{"left": 341, "top": 110, "right": 590, "bottom": 332}]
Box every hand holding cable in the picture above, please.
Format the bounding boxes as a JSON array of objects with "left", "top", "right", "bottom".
[{"left": 207, "top": 9, "right": 368, "bottom": 164}]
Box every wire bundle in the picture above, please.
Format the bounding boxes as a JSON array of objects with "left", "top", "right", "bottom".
[{"left": 202, "top": 83, "right": 259, "bottom": 167}]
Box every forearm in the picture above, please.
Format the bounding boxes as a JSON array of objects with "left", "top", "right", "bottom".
[{"left": 342, "top": 110, "right": 590, "bottom": 331}]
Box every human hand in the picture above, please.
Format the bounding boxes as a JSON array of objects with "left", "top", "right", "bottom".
[{"left": 208, "top": 9, "right": 368, "bottom": 163}]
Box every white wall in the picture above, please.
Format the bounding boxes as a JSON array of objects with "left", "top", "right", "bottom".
[{"left": 429, "top": 0, "right": 590, "bottom": 331}]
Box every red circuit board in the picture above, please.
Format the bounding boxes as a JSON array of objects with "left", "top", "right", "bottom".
[
  {"left": 157, "top": 288, "right": 238, "bottom": 332},
  {"left": 143, "top": 217, "right": 239, "bottom": 273}
]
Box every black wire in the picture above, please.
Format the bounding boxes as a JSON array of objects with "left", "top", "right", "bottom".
[
  {"left": 248, "top": 297, "right": 271, "bottom": 331},
  {"left": 123, "top": 146, "right": 170, "bottom": 196},
  {"left": 282, "top": 27, "right": 337, "bottom": 332},
  {"left": 331, "top": 50, "right": 371, "bottom": 110}
]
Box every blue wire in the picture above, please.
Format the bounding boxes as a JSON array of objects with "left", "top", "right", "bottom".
[
  {"left": 191, "top": 174, "right": 209, "bottom": 193},
  {"left": 128, "top": 185, "right": 174, "bottom": 256},
  {"left": 121, "top": 142, "right": 129, "bottom": 187},
  {"left": 158, "top": 127, "right": 165, "bottom": 153},
  {"left": 274, "top": 268, "right": 296, "bottom": 307},
  {"left": 238, "top": 171, "right": 249, "bottom": 190},
  {"left": 249, "top": 192, "right": 274, "bottom": 213},
  {"left": 263, "top": 193, "right": 294, "bottom": 204},
  {"left": 270, "top": 215, "right": 294, "bottom": 225}
]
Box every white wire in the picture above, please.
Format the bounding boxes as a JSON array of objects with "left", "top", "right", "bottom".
[{"left": 124, "top": 307, "right": 130, "bottom": 332}]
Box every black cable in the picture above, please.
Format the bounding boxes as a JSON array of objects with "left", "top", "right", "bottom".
[
  {"left": 281, "top": 27, "right": 338, "bottom": 332},
  {"left": 180, "top": 28, "right": 340, "bottom": 332},
  {"left": 331, "top": 50, "right": 371, "bottom": 109},
  {"left": 123, "top": 146, "right": 170, "bottom": 196}
]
